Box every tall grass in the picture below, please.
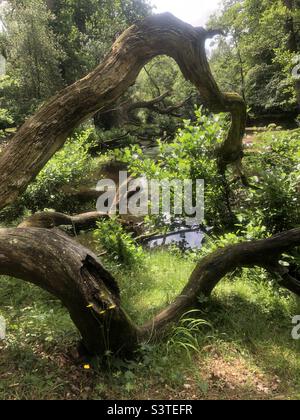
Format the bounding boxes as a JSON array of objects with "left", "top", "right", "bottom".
[{"left": 1, "top": 249, "right": 300, "bottom": 399}]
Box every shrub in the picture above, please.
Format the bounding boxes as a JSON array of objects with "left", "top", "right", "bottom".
[
  {"left": 94, "top": 218, "right": 144, "bottom": 267},
  {"left": 21, "top": 128, "right": 95, "bottom": 213},
  {"left": 113, "top": 107, "right": 234, "bottom": 230},
  {"left": 242, "top": 129, "right": 300, "bottom": 233}
]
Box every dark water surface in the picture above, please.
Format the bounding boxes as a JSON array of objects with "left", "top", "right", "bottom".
[{"left": 144, "top": 227, "right": 205, "bottom": 250}]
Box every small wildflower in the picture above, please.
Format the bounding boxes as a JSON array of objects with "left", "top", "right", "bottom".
[{"left": 83, "top": 364, "right": 90, "bottom": 370}]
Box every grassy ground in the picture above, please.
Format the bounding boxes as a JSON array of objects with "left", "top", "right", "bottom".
[{"left": 1, "top": 249, "right": 300, "bottom": 400}]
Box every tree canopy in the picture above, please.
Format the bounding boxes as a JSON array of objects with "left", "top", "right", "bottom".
[{"left": 209, "top": 0, "right": 300, "bottom": 118}]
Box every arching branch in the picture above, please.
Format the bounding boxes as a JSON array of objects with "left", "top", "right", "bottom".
[
  {"left": 0, "top": 227, "right": 299, "bottom": 356},
  {"left": 141, "top": 228, "right": 300, "bottom": 335},
  {"left": 0, "top": 13, "right": 246, "bottom": 210}
]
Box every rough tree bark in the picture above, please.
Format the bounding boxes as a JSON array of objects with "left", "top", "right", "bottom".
[
  {"left": 0, "top": 13, "right": 246, "bottom": 210},
  {"left": 18, "top": 211, "right": 139, "bottom": 236},
  {"left": 18, "top": 211, "right": 109, "bottom": 230},
  {"left": 0, "top": 228, "right": 139, "bottom": 356},
  {"left": 0, "top": 226, "right": 299, "bottom": 356}
]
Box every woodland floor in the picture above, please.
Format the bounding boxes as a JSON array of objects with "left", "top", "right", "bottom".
[{"left": 0, "top": 248, "right": 300, "bottom": 400}]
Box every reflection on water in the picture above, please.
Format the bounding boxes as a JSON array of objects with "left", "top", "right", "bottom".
[{"left": 144, "top": 228, "right": 205, "bottom": 250}]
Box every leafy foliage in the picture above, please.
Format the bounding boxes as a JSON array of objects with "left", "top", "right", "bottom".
[
  {"left": 2, "top": 0, "right": 65, "bottom": 122},
  {"left": 209, "top": 0, "right": 300, "bottom": 116},
  {"left": 113, "top": 108, "right": 234, "bottom": 230},
  {"left": 241, "top": 129, "right": 300, "bottom": 232},
  {"left": 94, "top": 218, "right": 144, "bottom": 267},
  {"left": 47, "top": 0, "right": 152, "bottom": 84}
]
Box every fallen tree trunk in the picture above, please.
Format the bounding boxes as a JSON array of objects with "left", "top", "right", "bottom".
[
  {"left": 0, "top": 228, "right": 140, "bottom": 356},
  {"left": 0, "top": 13, "right": 246, "bottom": 210},
  {"left": 18, "top": 210, "right": 141, "bottom": 236},
  {"left": 0, "top": 227, "right": 299, "bottom": 356},
  {"left": 18, "top": 211, "right": 109, "bottom": 231}
]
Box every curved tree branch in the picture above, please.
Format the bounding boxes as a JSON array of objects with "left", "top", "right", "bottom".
[
  {"left": 0, "top": 227, "right": 299, "bottom": 356},
  {"left": 0, "top": 13, "right": 246, "bottom": 210},
  {"left": 140, "top": 228, "right": 300, "bottom": 336},
  {"left": 144, "top": 94, "right": 194, "bottom": 118},
  {"left": 127, "top": 91, "right": 171, "bottom": 111}
]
